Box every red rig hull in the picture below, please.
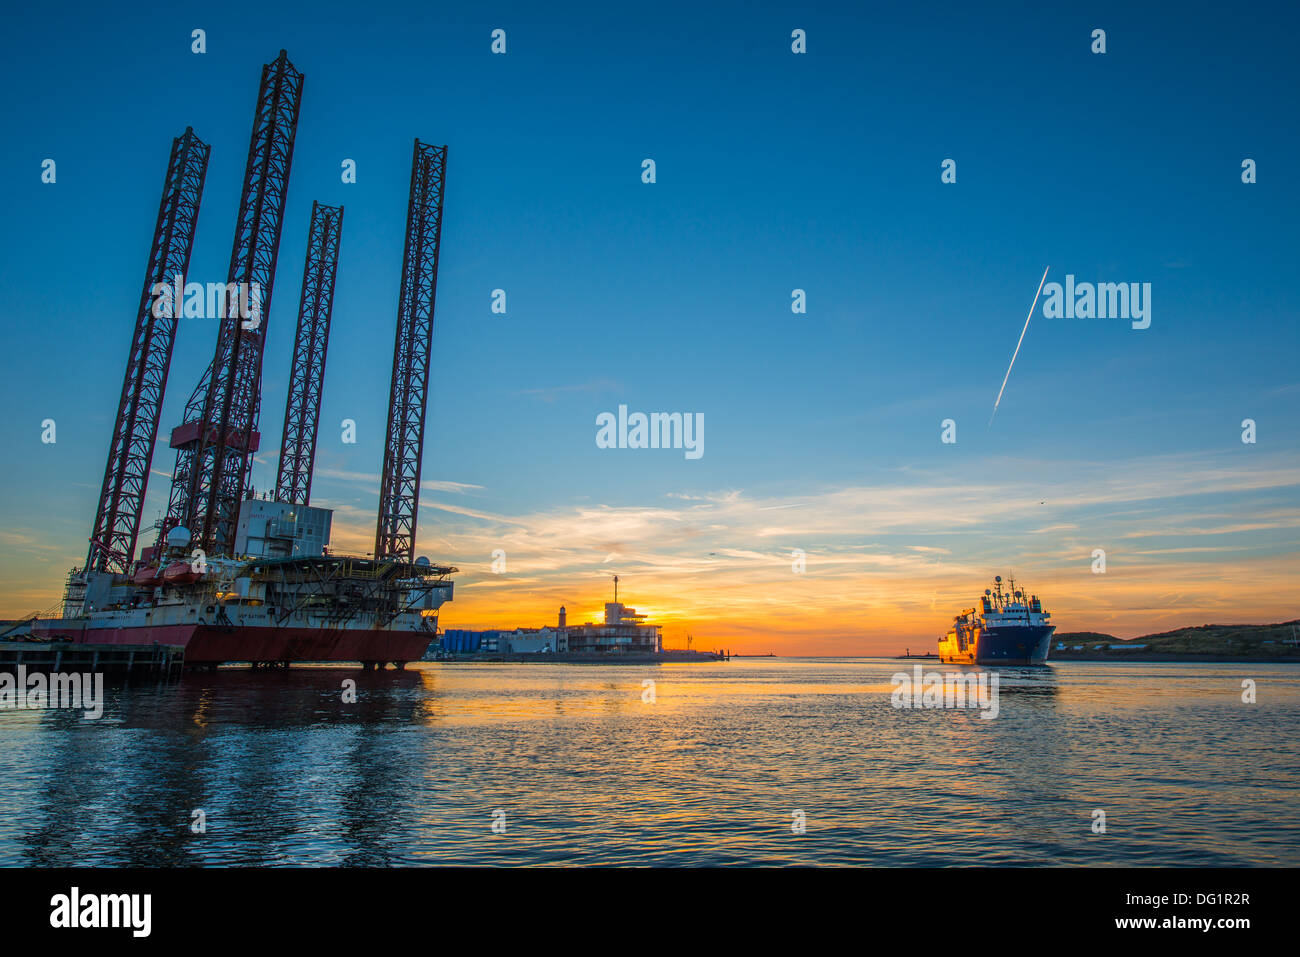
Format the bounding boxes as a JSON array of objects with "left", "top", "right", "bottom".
[
  {"left": 40, "top": 555, "right": 455, "bottom": 666},
  {"left": 34, "top": 620, "right": 433, "bottom": 665}
]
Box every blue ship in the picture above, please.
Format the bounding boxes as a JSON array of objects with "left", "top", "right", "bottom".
[{"left": 938, "top": 575, "right": 1055, "bottom": 665}]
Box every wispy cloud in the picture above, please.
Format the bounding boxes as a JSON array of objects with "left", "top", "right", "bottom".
[
  {"left": 515, "top": 378, "right": 622, "bottom": 404},
  {"left": 312, "top": 467, "right": 482, "bottom": 495},
  {"left": 6, "top": 449, "right": 1297, "bottom": 652},
  {"left": 331, "top": 448, "right": 1300, "bottom": 649}
]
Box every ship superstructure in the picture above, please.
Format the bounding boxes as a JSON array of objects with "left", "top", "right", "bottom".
[
  {"left": 938, "top": 575, "right": 1055, "bottom": 665},
  {"left": 39, "top": 538, "right": 453, "bottom": 669}
]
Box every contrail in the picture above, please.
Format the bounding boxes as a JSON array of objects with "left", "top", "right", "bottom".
[{"left": 989, "top": 266, "right": 1050, "bottom": 426}]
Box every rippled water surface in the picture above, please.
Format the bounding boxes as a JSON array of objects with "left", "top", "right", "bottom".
[{"left": 2, "top": 659, "right": 1297, "bottom": 866}]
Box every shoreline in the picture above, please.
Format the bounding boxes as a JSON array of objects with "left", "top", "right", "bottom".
[
  {"left": 425, "top": 651, "right": 725, "bottom": 664},
  {"left": 1049, "top": 652, "right": 1300, "bottom": 663}
]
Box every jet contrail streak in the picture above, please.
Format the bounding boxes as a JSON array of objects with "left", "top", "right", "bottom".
[{"left": 989, "top": 266, "right": 1050, "bottom": 427}]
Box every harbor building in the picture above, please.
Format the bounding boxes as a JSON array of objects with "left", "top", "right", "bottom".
[
  {"left": 436, "top": 579, "right": 662, "bottom": 656},
  {"left": 441, "top": 626, "right": 566, "bottom": 654},
  {"left": 563, "top": 598, "right": 661, "bottom": 654}
]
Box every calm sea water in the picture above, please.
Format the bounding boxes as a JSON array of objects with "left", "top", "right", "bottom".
[{"left": 1, "top": 658, "right": 1297, "bottom": 866}]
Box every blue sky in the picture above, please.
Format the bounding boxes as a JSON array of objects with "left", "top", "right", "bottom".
[{"left": 1, "top": 1, "right": 1297, "bottom": 647}]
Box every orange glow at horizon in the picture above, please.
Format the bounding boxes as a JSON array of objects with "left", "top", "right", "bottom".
[
  {"left": 3, "top": 450, "right": 1297, "bottom": 655},
  {"left": 433, "top": 553, "right": 1300, "bottom": 656}
]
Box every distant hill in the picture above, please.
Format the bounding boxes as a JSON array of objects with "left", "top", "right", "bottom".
[{"left": 1054, "top": 620, "right": 1300, "bottom": 659}]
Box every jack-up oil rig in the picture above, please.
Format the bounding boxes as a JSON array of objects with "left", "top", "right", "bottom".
[{"left": 35, "top": 50, "right": 456, "bottom": 669}]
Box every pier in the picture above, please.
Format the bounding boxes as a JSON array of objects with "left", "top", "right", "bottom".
[{"left": 0, "top": 641, "right": 185, "bottom": 677}]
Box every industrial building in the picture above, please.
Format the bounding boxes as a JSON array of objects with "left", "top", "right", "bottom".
[
  {"left": 437, "top": 579, "right": 663, "bottom": 656},
  {"left": 564, "top": 599, "right": 661, "bottom": 654}
]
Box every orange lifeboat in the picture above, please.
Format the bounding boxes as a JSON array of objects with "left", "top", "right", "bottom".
[
  {"left": 132, "top": 565, "right": 164, "bottom": 588},
  {"left": 162, "top": 561, "right": 202, "bottom": 586}
]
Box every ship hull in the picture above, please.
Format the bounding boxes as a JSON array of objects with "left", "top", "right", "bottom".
[
  {"left": 939, "top": 624, "right": 1055, "bottom": 666},
  {"left": 33, "top": 620, "right": 433, "bottom": 665}
]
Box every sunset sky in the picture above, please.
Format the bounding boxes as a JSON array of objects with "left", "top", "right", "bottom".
[{"left": 1, "top": 2, "right": 1297, "bottom": 653}]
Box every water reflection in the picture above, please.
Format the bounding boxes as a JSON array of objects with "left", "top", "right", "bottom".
[{"left": 1, "top": 659, "right": 1297, "bottom": 866}]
